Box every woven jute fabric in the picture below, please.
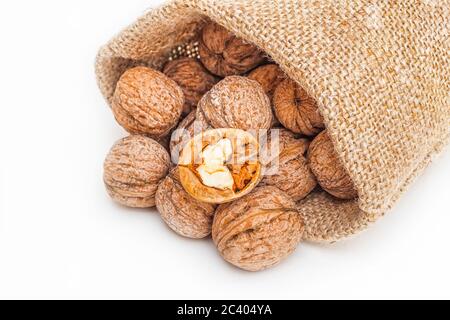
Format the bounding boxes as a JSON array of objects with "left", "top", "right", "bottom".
[{"left": 96, "top": 0, "right": 450, "bottom": 242}]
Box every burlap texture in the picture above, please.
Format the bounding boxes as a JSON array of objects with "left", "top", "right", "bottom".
[{"left": 96, "top": 0, "right": 450, "bottom": 242}]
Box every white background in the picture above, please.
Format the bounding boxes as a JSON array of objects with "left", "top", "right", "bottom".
[{"left": 0, "top": 0, "right": 449, "bottom": 300}]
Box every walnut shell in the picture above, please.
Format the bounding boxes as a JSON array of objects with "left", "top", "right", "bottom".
[
  {"left": 103, "top": 135, "right": 171, "bottom": 207},
  {"left": 112, "top": 66, "right": 184, "bottom": 138},
  {"left": 273, "top": 79, "right": 324, "bottom": 136},
  {"left": 156, "top": 167, "right": 216, "bottom": 239},
  {"left": 178, "top": 128, "right": 262, "bottom": 204},
  {"left": 199, "top": 22, "right": 266, "bottom": 77},
  {"left": 248, "top": 64, "right": 286, "bottom": 101},
  {"left": 258, "top": 128, "right": 309, "bottom": 166},
  {"left": 212, "top": 186, "right": 304, "bottom": 271},
  {"left": 307, "top": 130, "right": 357, "bottom": 200},
  {"left": 260, "top": 130, "right": 316, "bottom": 201},
  {"left": 163, "top": 57, "right": 219, "bottom": 114},
  {"left": 197, "top": 76, "right": 272, "bottom": 130},
  {"left": 169, "top": 110, "right": 210, "bottom": 162}
]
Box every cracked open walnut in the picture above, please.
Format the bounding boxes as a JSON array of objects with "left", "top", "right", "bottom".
[{"left": 178, "top": 128, "right": 262, "bottom": 204}]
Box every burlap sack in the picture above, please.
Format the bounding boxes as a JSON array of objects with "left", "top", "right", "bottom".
[{"left": 96, "top": 0, "right": 450, "bottom": 242}]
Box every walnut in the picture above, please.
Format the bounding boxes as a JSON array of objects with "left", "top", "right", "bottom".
[
  {"left": 273, "top": 79, "right": 324, "bottom": 136},
  {"left": 212, "top": 186, "right": 304, "bottom": 271},
  {"left": 169, "top": 110, "right": 210, "bottom": 162},
  {"left": 199, "top": 22, "right": 266, "bottom": 77},
  {"left": 258, "top": 128, "right": 309, "bottom": 166},
  {"left": 156, "top": 167, "right": 216, "bottom": 239},
  {"left": 307, "top": 130, "right": 357, "bottom": 199},
  {"left": 112, "top": 66, "right": 184, "bottom": 138},
  {"left": 248, "top": 64, "right": 286, "bottom": 101},
  {"left": 197, "top": 76, "right": 273, "bottom": 130},
  {"left": 163, "top": 57, "right": 219, "bottom": 115},
  {"left": 103, "top": 135, "right": 171, "bottom": 207},
  {"left": 260, "top": 129, "right": 316, "bottom": 201},
  {"left": 178, "top": 128, "right": 262, "bottom": 204}
]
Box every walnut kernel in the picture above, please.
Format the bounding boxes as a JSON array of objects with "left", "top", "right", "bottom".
[{"left": 178, "top": 128, "right": 262, "bottom": 204}]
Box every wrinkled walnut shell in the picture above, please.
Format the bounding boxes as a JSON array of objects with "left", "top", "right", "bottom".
[
  {"left": 248, "top": 64, "right": 286, "bottom": 101},
  {"left": 307, "top": 131, "right": 357, "bottom": 200},
  {"left": 169, "top": 110, "right": 210, "bottom": 162},
  {"left": 197, "top": 76, "right": 272, "bottom": 130},
  {"left": 212, "top": 186, "right": 304, "bottom": 271},
  {"left": 273, "top": 79, "right": 324, "bottom": 136},
  {"left": 103, "top": 135, "right": 171, "bottom": 207},
  {"left": 156, "top": 167, "right": 216, "bottom": 239},
  {"left": 112, "top": 66, "right": 184, "bottom": 138},
  {"left": 260, "top": 129, "right": 316, "bottom": 201},
  {"left": 163, "top": 57, "right": 219, "bottom": 114},
  {"left": 179, "top": 128, "right": 262, "bottom": 204},
  {"left": 199, "top": 22, "right": 266, "bottom": 77},
  {"left": 258, "top": 128, "right": 309, "bottom": 166}
]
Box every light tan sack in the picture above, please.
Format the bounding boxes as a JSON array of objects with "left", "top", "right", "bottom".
[{"left": 96, "top": 0, "right": 450, "bottom": 242}]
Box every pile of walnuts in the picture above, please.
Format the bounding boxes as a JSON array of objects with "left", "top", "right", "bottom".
[{"left": 103, "top": 22, "right": 357, "bottom": 272}]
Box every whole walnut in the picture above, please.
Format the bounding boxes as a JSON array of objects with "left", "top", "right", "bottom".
[
  {"left": 260, "top": 129, "right": 317, "bottom": 201},
  {"left": 197, "top": 76, "right": 272, "bottom": 130},
  {"left": 112, "top": 66, "right": 184, "bottom": 138},
  {"left": 248, "top": 64, "right": 286, "bottom": 101},
  {"left": 212, "top": 186, "right": 304, "bottom": 271},
  {"left": 163, "top": 57, "right": 219, "bottom": 115},
  {"left": 156, "top": 167, "right": 216, "bottom": 239},
  {"left": 307, "top": 130, "right": 357, "bottom": 200},
  {"left": 273, "top": 79, "right": 324, "bottom": 136},
  {"left": 169, "top": 110, "right": 210, "bottom": 162},
  {"left": 199, "top": 22, "right": 266, "bottom": 77},
  {"left": 103, "top": 135, "right": 171, "bottom": 208}
]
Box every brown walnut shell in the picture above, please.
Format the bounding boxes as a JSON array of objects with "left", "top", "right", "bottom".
[
  {"left": 248, "top": 64, "right": 286, "bottom": 101},
  {"left": 112, "top": 66, "right": 184, "bottom": 138},
  {"left": 260, "top": 129, "right": 316, "bottom": 201},
  {"left": 103, "top": 135, "right": 171, "bottom": 208},
  {"left": 178, "top": 128, "right": 262, "bottom": 204},
  {"left": 156, "top": 167, "right": 216, "bottom": 239},
  {"left": 163, "top": 57, "right": 219, "bottom": 115},
  {"left": 258, "top": 128, "right": 309, "bottom": 166},
  {"left": 307, "top": 130, "right": 357, "bottom": 200},
  {"left": 212, "top": 186, "right": 304, "bottom": 271},
  {"left": 197, "top": 76, "right": 272, "bottom": 130},
  {"left": 273, "top": 79, "right": 324, "bottom": 136},
  {"left": 199, "top": 22, "right": 266, "bottom": 77},
  {"left": 169, "top": 110, "right": 210, "bottom": 163}
]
